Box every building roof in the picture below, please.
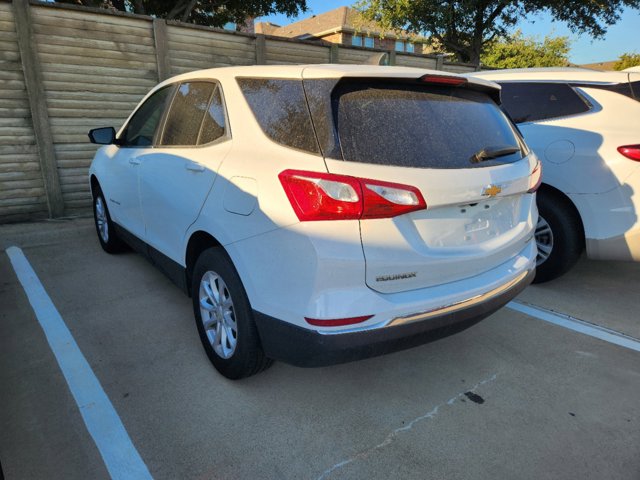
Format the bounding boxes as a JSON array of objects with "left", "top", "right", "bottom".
[{"left": 255, "top": 6, "right": 427, "bottom": 43}]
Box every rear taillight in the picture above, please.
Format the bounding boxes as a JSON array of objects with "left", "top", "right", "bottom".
[
  {"left": 618, "top": 145, "right": 640, "bottom": 161},
  {"left": 527, "top": 161, "right": 543, "bottom": 193},
  {"left": 305, "top": 315, "right": 373, "bottom": 327},
  {"left": 279, "top": 170, "right": 427, "bottom": 221}
]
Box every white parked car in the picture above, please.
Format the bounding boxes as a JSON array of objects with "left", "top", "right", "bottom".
[
  {"left": 471, "top": 68, "right": 640, "bottom": 282},
  {"left": 88, "top": 65, "right": 539, "bottom": 379}
]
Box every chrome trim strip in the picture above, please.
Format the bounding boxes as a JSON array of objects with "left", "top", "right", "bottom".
[{"left": 387, "top": 269, "right": 531, "bottom": 327}]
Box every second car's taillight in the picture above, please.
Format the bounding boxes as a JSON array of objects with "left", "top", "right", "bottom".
[
  {"left": 618, "top": 145, "right": 640, "bottom": 161},
  {"left": 527, "top": 161, "right": 543, "bottom": 193},
  {"left": 279, "top": 169, "right": 427, "bottom": 221}
]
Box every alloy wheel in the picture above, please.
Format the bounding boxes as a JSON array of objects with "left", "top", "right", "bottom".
[{"left": 199, "top": 271, "right": 238, "bottom": 359}]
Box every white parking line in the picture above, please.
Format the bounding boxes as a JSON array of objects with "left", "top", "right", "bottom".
[
  {"left": 508, "top": 300, "right": 640, "bottom": 353},
  {"left": 6, "top": 246, "right": 153, "bottom": 480}
]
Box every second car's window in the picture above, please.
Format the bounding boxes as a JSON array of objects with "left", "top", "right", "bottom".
[
  {"left": 499, "top": 82, "right": 591, "bottom": 123},
  {"left": 161, "top": 82, "right": 216, "bottom": 146}
]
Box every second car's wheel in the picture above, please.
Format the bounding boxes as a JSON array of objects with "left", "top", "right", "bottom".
[
  {"left": 533, "top": 191, "right": 584, "bottom": 284},
  {"left": 192, "top": 247, "right": 273, "bottom": 379},
  {"left": 92, "top": 186, "right": 126, "bottom": 254}
]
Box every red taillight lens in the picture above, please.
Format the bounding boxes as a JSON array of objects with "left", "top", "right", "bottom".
[
  {"left": 618, "top": 145, "right": 640, "bottom": 161},
  {"left": 419, "top": 74, "right": 467, "bottom": 86},
  {"left": 279, "top": 170, "right": 427, "bottom": 221},
  {"left": 527, "top": 161, "right": 543, "bottom": 193},
  {"left": 305, "top": 315, "right": 373, "bottom": 327}
]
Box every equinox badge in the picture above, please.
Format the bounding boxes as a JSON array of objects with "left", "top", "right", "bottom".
[{"left": 376, "top": 272, "right": 417, "bottom": 282}]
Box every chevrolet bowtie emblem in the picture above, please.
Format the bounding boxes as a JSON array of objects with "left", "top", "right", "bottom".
[{"left": 482, "top": 185, "right": 502, "bottom": 197}]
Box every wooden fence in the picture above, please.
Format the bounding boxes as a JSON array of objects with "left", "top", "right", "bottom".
[{"left": 0, "top": 0, "right": 479, "bottom": 223}]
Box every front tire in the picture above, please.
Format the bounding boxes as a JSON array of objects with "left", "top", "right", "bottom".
[
  {"left": 92, "top": 186, "right": 126, "bottom": 254},
  {"left": 192, "top": 247, "right": 272, "bottom": 379},
  {"left": 533, "top": 191, "right": 584, "bottom": 283}
]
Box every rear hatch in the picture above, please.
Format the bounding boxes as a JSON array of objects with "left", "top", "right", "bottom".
[{"left": 302, "top": 72, "right": 537, "bottom": 294}]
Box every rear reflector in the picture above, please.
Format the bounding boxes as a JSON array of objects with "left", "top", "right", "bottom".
[
  {"left": 527, "top": 161, "right": 543, "bottom": 193},
  {"left": 279, "top": 170, "right": 427, "bottom": 221},
  {"left": 618, "top": 145, "right": 640, "bottom": 161},
  {"left": 305, "top": 315, "right": 373, "bottom": 327},
  {"left": 419, "top": 74, "right": 467, "bottom": 86}
]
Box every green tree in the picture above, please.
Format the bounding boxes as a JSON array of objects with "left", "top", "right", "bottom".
[
  {"left": 56, "top": 0, "right": 308, "bottom": 27},
  {"left": 614, "top": 52, "right": 640, "bottom": 70},
  {"left": 481, "top": 31, "right": 570, "bottom": 68},
  {"left": 356, "top": 0, "right": 640, "bottom": 65}
]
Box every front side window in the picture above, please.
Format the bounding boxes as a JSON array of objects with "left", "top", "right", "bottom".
[
  {"left": 352, "top": 34, "right": 362, "bottom": 47},
  {"left": 364, "top": 36, "right": 374, "bottom": 48},
  {"left": 395, "top": 40, "right": 404, "bottom": 52},
  {"left": 406, "top": 42, "right": 414, "bottom": 53},
  {"left": 499, "top": 82, "right": 591, "bottom": 123},
  {"left": 120, "top": 86, "right": 173, "bottom": 147}
]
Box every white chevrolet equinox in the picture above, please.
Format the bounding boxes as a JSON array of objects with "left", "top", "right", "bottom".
[
  {"left": 472, "top": 68, "right": 640, "bottom": 282},
  {"left": 88, "top": 65, "right": 539, "bottom": 379}
]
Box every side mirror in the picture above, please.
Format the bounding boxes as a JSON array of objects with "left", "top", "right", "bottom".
[{"left": 88, "top": 127, "right": 117, "bottom": 145}]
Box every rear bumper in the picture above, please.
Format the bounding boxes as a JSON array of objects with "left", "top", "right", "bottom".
[{"left": 254, "top": 268, "right": 535, "bottom": 367}]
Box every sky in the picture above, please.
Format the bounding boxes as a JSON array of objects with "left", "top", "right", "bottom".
[{"left": 257, "top": 2, "right": 640, "bottom": 65}]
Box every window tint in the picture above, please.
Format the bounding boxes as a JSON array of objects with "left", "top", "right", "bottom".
[
  {"left": 331, "top": 81, "right": 522, "bottom": 169},
  {"left": 198, "top": 85, "right": 226, "bottom": 145},
  {"left": 161, "top": 82, "right": 215, "bottom": 146},
  {"left": 120, "top": 86, "right": 173, "bottom": 147},
  {"left": 364, "top": 37, "right": 374, "bottom": 48},
  {"left": 395, "top": 41, "right": 404, "bottom": 52},
  {"left": 237, "top": 78, "right": 320, "bottom": 154},
  {"left": 499, "top": 82, "right": 591, "bottom": 123},
  {"left": 406, "top": 42, "right": 414, "bottom": 53},
  {"left": 352, "top": 34, "right": 362, "bottom": 47}
]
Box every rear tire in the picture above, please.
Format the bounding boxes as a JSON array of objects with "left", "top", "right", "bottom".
[
  {"left": 92, "top": 186, "right": 126, "bottom": 254},
  {"left": 533, "top": 191, "right": 584, "bottom": 283},
  {"left": 192, "top": 247, "right": 272, "bottom": 379}
]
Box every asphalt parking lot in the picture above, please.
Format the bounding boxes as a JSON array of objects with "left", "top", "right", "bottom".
[{"left": 1, "top": 217, "right": 639, "bottom": 480}]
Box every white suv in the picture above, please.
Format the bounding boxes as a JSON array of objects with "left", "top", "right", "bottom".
[
  {"left": 89, "top": 65, "right": 539, "bottom": 379},
  {"left": 472, "top": 68, "right": 640, "bottom": 282}
]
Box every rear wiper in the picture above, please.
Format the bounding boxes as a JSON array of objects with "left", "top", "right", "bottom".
[{"left": 470, "top": 145, "right": 521, "bottom": 164}]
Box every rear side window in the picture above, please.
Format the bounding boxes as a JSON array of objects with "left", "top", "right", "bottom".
[
  {"left": 499, "top": 82, "right": 591, "bottom": 123},
  {"left": 198, "top": 85, "right": 226, "bottom": 145},
  {"left": 237, "top": 78, "right": 320, "bottom": 154},
  {"left": 161, "top": 82, "right": 215, "bottom": 146},
  {"left": 331, "top": 81, "right": 523, "bottom": 169},
  {"left": 120, "top": 86, "right": 173, "bottom": 147}
]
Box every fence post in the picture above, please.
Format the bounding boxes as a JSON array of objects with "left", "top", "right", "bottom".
[
  {"left": 13, "top": 0, "right": 64, "bottom": 218},
  {"left": 435, "top": 54, "right": 445, "bottom": 71},
  {"left": 153, "top": 19, "right": 171, "bottom": 81},
  {"left": 329, "top": 44, "right": 339, "bottom": 63},
  {"left": 388, "top": 49, "right": 396, "bottom": 66},
  {"left": 255, "top": 34, "right": 266, "bottom": 65}
]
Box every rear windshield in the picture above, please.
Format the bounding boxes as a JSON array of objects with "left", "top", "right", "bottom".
[
  {"left": 238, "top": 77, "right": 523, "bottom": 168},
  {"left": 329, "top": 81, "right": 523, "bottom": 169}
]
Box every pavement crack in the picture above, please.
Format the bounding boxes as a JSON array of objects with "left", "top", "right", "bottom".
[{"left": 315, "top": 373, "right": 499, "bottom": 480}]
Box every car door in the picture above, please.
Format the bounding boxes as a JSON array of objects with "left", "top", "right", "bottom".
[
  {"left": 137, "top": 81, "right": 231, "bottom": 264},
  {"left": 107, "top": 86, "right": 175, "bottom": 240}
]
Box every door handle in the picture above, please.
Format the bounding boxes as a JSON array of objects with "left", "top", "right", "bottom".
[
  {"left": 185, "top": 162, "right": 205, "bottom": 172},
  {"left": 129, "top": 158, "right": 141, "bottom": 165}
]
